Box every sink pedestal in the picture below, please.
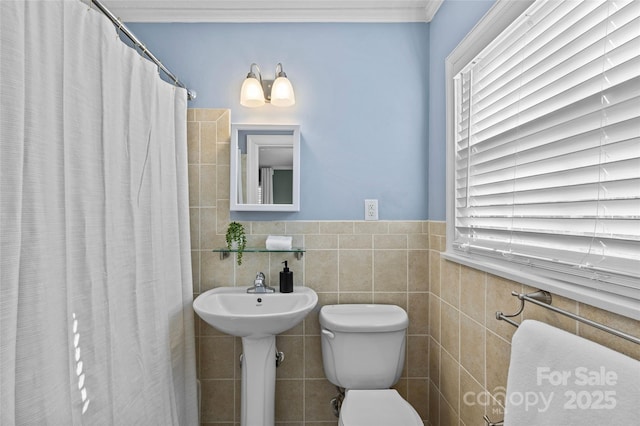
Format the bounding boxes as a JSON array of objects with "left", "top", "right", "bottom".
[{"left": 241, "top": 336, "right": 277, "bottom": 426}]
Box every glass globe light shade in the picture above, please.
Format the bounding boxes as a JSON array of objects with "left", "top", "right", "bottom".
[
  {"left": 270, "top": 77, "right": 295, "bottom": 107},
  {"left": 240, "top": 77, "right": 265, "bottom": 107}
]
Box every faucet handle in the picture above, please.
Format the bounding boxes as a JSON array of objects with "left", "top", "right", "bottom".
[
  {"left": 247, "top": 272, "right": 274, "bottom": 293},
  {"left": 254, "top": 272, "right": 266, "bottom": 286}
]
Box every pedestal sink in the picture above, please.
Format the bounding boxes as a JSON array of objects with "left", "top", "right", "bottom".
[{"left": 193, "top": 286, "right": 318, "bottom": 426}]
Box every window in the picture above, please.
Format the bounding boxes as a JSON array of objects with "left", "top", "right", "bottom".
[{"left": 445, "top": 0, "right": 640, "bottom": 319}]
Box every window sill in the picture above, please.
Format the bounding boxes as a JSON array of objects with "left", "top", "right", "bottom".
[{"left": 442, "top": 251, "right": 640, "bottom": 321}]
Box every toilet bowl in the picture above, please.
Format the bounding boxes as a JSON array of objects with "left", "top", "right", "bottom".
[{"left": 319, "top": 304, "right": 423, "bottom": 426}]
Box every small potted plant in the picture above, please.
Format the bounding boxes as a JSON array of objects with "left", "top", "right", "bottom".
[{"left": 226, "top": 221, "right": 247, "bottom": 265}]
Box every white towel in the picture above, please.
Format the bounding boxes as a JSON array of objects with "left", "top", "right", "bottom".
[
  {"left": 265, "top": 235, "right": 293, "bottom": 250},
  {"left": 504, "top": 320, "right": 640, "bottom": 426}
]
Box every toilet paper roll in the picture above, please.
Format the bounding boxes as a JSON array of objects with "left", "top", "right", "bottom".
[{"left": 266, "top": 235, "right": 293, "bottom": 250}]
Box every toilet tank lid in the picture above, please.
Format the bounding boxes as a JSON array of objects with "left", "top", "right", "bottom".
[{"left": 319, "top": 304, "right": 408, "bottom": 332}]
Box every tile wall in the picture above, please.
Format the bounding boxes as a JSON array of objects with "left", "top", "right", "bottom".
[
  {"left": 188, "top": 108, "right": 640, "bottom": 426},
  {"left": 427, "top": 222, "right": 640, "bottom": 426},
  {"left": 188, "top": 109, "right": 430, "bottom": 425}
]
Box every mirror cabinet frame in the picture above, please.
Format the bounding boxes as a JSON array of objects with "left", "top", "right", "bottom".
[{"left": 230, "top": 123, "right": 301, "bottom": 212}]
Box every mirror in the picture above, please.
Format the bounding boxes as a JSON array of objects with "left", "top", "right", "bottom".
[{"left": 230, "top": 124, "right": 300, "bottom": 212}]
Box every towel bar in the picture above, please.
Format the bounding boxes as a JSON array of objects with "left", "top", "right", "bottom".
[{"left": 496, "top": 290, "right": 640, "bottom": 346}]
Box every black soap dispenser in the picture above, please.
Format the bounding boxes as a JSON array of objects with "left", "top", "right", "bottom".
[{"left": 279, "top": 261, "right": 293, "bottom": 293}]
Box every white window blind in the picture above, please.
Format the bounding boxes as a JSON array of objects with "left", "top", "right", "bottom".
[{"left": 452, "top": 0, "right": 640, "bottom": 300}]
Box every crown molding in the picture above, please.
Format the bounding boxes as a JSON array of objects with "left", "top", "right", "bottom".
[{"left": 101, "top": 0, "right": 444, "bottom": 23}]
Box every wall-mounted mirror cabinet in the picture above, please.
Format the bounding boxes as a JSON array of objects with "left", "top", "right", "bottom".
[{"left": 230, "top": 124, "right": 300, "bottom": 212}]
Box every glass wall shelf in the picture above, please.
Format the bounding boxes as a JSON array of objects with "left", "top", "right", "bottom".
[{"left": 212, "top": 248, "right": 305, "bottom": 260}]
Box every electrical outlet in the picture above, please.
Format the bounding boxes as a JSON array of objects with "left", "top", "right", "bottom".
[{"left": 365, "top": 199, "right": 378, "bottom": 221}]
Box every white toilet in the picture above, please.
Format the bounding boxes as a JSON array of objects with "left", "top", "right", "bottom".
[{"left": 319, "top": 304, "right": 423, "bottom": 426}]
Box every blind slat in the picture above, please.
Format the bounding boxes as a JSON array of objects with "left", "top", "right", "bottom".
[
  {"left": 465, "top": 177, "right": 640, "bottom": 206},
  {"left": 462, "top": 199, "right": 640, "bottom": 216}
]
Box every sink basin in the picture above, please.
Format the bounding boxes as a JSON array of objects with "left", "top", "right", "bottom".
[{"left": 193, "top": 286, "right": 318, "bottom": 338}]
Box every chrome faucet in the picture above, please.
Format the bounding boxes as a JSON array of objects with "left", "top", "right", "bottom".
[{"left": 247, "top": 272, "right": 275, "bottom": 293}]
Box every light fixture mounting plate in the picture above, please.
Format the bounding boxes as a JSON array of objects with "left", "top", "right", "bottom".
[{"left": 262, "top": 79, "right": 274, "bottom": 102}]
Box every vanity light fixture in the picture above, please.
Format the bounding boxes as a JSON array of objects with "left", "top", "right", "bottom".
[{"left": 240, "top": 63, "right": 296, "bottom": 108}]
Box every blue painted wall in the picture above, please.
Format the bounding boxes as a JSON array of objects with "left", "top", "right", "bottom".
[
  {"left": 127, "top": 22, "right": 430, "bottom": 221},
  {"left": 127, "top": 0, "right": 496, "bottom": 221},
  {"left": 428, "top": 0, "right": 495, "bottom": 220}
]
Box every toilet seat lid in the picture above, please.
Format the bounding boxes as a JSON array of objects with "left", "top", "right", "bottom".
[{"left": 339, "top": 389, "right": 423, "bottom": 426}]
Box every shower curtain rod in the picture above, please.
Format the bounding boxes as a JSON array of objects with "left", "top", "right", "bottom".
[{"left": 90, "top": 0, "right": 196, "bottom": 101}]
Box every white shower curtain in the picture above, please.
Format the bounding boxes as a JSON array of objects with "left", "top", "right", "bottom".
[
  {"left": 0, "top": 1, "right": 198, "bottom": 425},
  {"left": 260, "top": 167, "right": 274, "bottom": 204}
]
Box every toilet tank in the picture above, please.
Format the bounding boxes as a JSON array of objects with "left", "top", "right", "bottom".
[{"left": 319, "top": 304, "right": 408, "bottom": 389}]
